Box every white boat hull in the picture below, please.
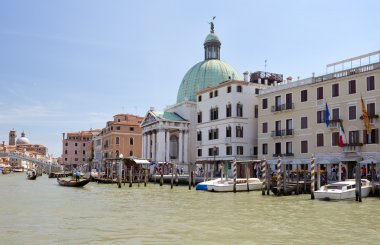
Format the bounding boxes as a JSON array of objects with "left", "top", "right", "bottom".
[
  {"left": 207, "top": 178, "right": 262, "bottom": 192},
  {"left": 314, "top": 179, "right": 372, "bottom": 200}
]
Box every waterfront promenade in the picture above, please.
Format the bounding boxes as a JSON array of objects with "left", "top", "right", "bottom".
[{"left": 1, "top": 173, "right": 380, "bottom": 244}]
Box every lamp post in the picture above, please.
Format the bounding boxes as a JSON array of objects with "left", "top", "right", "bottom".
[{"left": 118, "top": 154, "right": 123, "bottom": 188}]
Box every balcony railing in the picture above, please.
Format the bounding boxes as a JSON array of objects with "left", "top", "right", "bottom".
[
  {"left": 283, "top": 153, "right": 294, "bottom": 157},
  {"left": 342, "top": 143, "right": 362, "bottom": 153},
  {"left": 271, "top": 103, "right": 295, "bottom": 112},
  {"left": 273, "top": 153, "right": 283, "bottom": 157},
  {"left": 271, "top": 129, "right": 294, "bottom": 137},
  {"left": 329, "top": 119, "right": 342, "bottom": 129},
  {"left": 360, "top": 114, "right": 379, "bottom": 125}
]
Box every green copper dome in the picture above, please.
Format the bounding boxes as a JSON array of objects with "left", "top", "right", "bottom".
[
  {"left": 204, "top": 33, "right": 221, "bottom": 44},
  {"left": 176, "top": 59, "right": 242, "bottom": 103}
]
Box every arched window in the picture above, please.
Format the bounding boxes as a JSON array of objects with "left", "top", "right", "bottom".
[
  {"left": 116, "top": 137, "right": 120, "bottom": 145},
  {"left": 130, "top": 137, "right": 134, "bottom": 145}
]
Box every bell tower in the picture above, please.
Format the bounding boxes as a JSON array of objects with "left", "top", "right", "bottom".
[{"left": 9, "top": 130, "right": 17, "bottom": 145}]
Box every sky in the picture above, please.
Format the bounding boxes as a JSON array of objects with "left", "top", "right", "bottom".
[{"left": 0, "top": 0, "right": 379, "bottom": 157}]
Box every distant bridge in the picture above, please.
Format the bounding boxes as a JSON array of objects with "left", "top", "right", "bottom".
[{"left": 0, "top": 152, "right": 60, "bottom": 169}]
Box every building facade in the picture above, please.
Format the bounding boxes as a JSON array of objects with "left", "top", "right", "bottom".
[{"left": 257, "top": 51, "right": 380, "bottom": 177}]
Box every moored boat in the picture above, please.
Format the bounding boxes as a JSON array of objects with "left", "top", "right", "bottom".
[
  {"left": 207, "top": 178, "right": 262, "bottom": 192},
  {"left": 314, "top": 179, "right": 371, "bottom": 201},
  {"left": 195, "top": 178, "right": 221, "bottom": 191},
  {"left": 57, "top": 177, "right": 91, "bottom": 187}
]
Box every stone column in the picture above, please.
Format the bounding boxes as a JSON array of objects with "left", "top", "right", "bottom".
[
  {"left": 165, "top": 130, "right": 170, "bottom": 163},
  {"left": 183, "top": 130, "right": 189, "bottom": 165},
  {"left": 178, "top": 130, "right": 183, "bottom": 164},
  {"left": 152, "top": 131, "right": 157, "bottom": 163},
  {"left": 147, "top": 132, "right": 151, "bottom": 161},
  {"left": 157, "top": 129, "right": 166, "bottom": 163},
  {"left": 142, "top": 133, "right": 146, "bottom": 159}
]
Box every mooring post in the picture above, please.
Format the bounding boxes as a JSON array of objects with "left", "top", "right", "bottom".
[
  {"left": 171, "top": 165, "right": 174, "bottom": 189},
  {"left": 175, "top": 164, "right": 179, "bottom": 186},
  {"left": 144, "top": 165, "right": 147, "bottom": 187},
  {"left": 283, "top": 163, "right": 286, "bottom": 195},
  {"left": 188, "top": 164, "right": 192, "bottom": 190},
  {"left": 296, "top": 164, "right": 299, "bottom": 195},
  {"left": 118, "top": 160, "right": 122, "bottom": 189},
  {"left": 311, "top": 155, "right": 315, "bottom": 200},
  {"left": 262, "top": 158, "right": 266, "bottom": 195},
  {"left": 202, "top": 163, "right": 206, "bottom": 182},
  {"left": 129, "top": 166, "right": 133, "bottom": 188},
  {"left": 233, "top": 160, "right": 237, "bottom": 193},
  {"left": 160, "top": 168, "right": 163, "bottom": 186},
  {"left": 192, "top": 171, "right": 196, "bottom": 187},
  {"left": 246, "top": 162, "right": 249, "bottom": 192},
  {"left": 371, "top": 162, "right": 375, "bottom": 196},
  {"left": 276, "top": 157, "right": 282, "bottom": 196}
]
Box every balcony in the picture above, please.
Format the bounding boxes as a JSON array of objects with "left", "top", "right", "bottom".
[
  {"left": 271, "top": 103, "right": 295, "bottom": 113},
  {"left": 342, "top": 143, "right": 363, "bottom": 153},
  {"left": 329, "top": 119, "right": 342, "bottom": 129},
  {"left": 284, "top": 129, "right": 294, "bottom": 137},
  {"left": 360, "top": 114, "right": 379, "bottom": 126},
  {"left": 271, "top": 130, "right": 283, "bottom": 137},
  {"left": 283, "top": 153, "right": 294, "bottom": 157},
  {"left": 273, "top": 153, "right": 283, "bottom": 157}
]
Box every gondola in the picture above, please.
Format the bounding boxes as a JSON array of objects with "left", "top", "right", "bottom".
[
  {"left": 26, "top": 169, "right": 37, "bottom": 180},
  {"left": 27, "top": 174, "right": 37, "bottom": 180},
  {"left": 57, "top": 177, "right": 91, "bottom": 187}
]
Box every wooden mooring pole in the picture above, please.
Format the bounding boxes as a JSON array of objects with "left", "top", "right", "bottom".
[
  {"left": 246, "top": 163, "right": 249, "bottom": 192},
  {"left": 233, "top": 160, "right": 237, "bottom": 193},
  {"left": 311, "top": 155, "right": 315, "bottom": 200},
  {"left": 276, "top": 157, "right": 282, "bottom": 196},
  {"left": 129, "top": 166, "right": 133, "bottom": 188},
  {"left": 171, "top": 165, "right": 174, "bottom": 189},
  {"left": 261, "top": 159, "right": 266, "bottom": 195}
]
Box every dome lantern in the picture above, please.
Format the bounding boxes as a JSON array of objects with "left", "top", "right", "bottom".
[{"left": 204, "top": 17, "right": 221, "bottom": 60}]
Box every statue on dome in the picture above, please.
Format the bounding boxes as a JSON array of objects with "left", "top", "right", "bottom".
[{"left": 209, "top": 16, "right": 216, "bottom": 33}]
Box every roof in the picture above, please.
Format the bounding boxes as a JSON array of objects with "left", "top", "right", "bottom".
[
  {"left": 204, "top": 33, "right": 221, "bottom": 44},
  {"left": 176, "top": 59, "right": 242, "bottom": 103},
  {"left": 113, "top": 120, "right": 141, "bottom": 126},
  {"left": 151, "top": 111, "right": 187, "bottom": 122}
]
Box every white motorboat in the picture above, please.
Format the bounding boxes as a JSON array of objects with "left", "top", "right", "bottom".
[
  {"left": 314, "top": 179, "right": 372, "bottom": 200},
  {"left": 207, "top": 178, "right": 262, "bottom": 192},
  {"left": 196, "top": 178, "right": 221, "bottom": 191}
]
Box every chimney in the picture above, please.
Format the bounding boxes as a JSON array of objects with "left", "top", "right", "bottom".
[
  {"left": 286, "top": 76, "right": 293, "bottom": 83},
  {"left": 62, "top": 133, "right": 65, "bottom": 140},
  {"left": 243, "top": 71, "right": 249, "bottom": 82}
]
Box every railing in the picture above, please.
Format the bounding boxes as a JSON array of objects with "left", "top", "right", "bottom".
[
  {"left": 271, "top": 103, "right": 295, "bottom": 112},
  {"left": 273, "top": 153, "right": 283, "bottom": 157},
  {"left": 271, "top": 129, "right": 294, "bottom": 137},
  {"left": 271, "top": 130, "right": 283, "bottom": 137},
  {"left": 283, "top": 153, "right": 294, "bottom": 157},
  {"left": 284, "top": 129, "right": 294, "bottom": 136},
  {"left": 0, "top": 152, "right": 58, "bottom": 168},
  {"left": 329, "top": 119, "right": 342, "bottom": 129},
  {"left": 342, "top": 143, "right": 362, "bottom": 153}
]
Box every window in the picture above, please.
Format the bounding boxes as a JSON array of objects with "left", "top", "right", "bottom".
[
  {"left": 210, "top": 107, "right": 218, "bottom": 120},
  {"left": 65, "top": 142, "right": 68, "bottom": 146},
  {"left": 226, "top": 104, "right": 231, "bottom": 117},
  {"left": 130, "top": 137, "right": 134, "bottom": 145},
  {"left": 332, "top": 84, "right": 339, "bottom": 97},
  {"left": 116, "top": 126, "right": 120, "bottom": 130},
  {"left": 317, "top": 87, "right": 323, "bottom": 100},
  {"left": 332, "top": 108, "right": 340, "bottom": 120},
  {"left": 74, "top": 158, "right": 78, "bottom": 161},
  {"left": 65, "top": 150, "right": 68, "bottom": 154},
  {"left": 226, "top": 126, "right": 231, "bottom": 137},
  {"left": 363, "top": 129, "right": 379, "bottom": 144},
  {"left": 317, "top": 110, "right": 325, "bottom": 124},
  {"left": 317, "top": 133, "right": 324, "bottom": 147},
  {"left": 349, "top": 130, "right": 360, "bottom": 144},
  {"left": 332, "top": 132, "right": 339, "bottom": 146},
  {"left": 116, "top": 137, "right": 120, "bottom": 145},
  {"left": 255, "top": 88, "right": 260, "bottom": 94},
  {"left": 208, "top": 128, "right": 219, "bottom": 140},
  {"left": 262, "top": 122, "right": 268, "bottom": 133},
  {"left": 227, "top": 86, "right": 231, "bottom": 93},
  {"left": 254, "top": 105, "right": 258, "bottom": 118},
  {"left": 226, "top": 146, "right": 232, "bottom": 155},
  {"left": 301, "top": 117, "right": 308, "bottom": 129},
  {"left": 286, "top": 119, "right": 293, "bottom": 135},
  {"left": 286, "top": 142, "right": 292, "bottom": 154},
  {"left": 237, "top": 85, "right": 242, "bottom": 92},
  {"left": 367, "top": 76, "right": 375, "bottom": 91},
  {"left": 208, "top": 147, "right": 219, "bottom": 156},
  {"left": 75, "top": 143, "right": 78, "bottom": 147},
  {"left": 111, "top": 126, "right": 113, "bottom": 130},
  {"left": 262, "top": 143, "right": 268, "bottom": 155},
  {"left": 197, "top": 149, "right": 202, "bottom": 157},
  {"left": 197, "top": 131, "right": 202, "bottom": 141},
  {"left": 367, "top": 103, "right": 375, "bottom": 116},
  {"left": 83, "top": 143, "right": 85, "bottom": 147},
  {"left": 198, "top": 95, "right": 202, "bottom": 102},
  {"left": 237, "top": 146, "right": 244, "bottom": 155},
  {"left": 197, "top": 111, "right": 202, "bottom": 123},
  {"left": 262, "top": 98, "right": 268, "bottom": 109},
  {"left": 129, "top": 150, "right": 133, "bottom": 156},
  {"left": 348, "top": 80, "right": 356, "bottom": 94},
  {"left": 214, "top": 90, "right": 218, "bottom": 97},
  {"left": 275, "top": 95, "right": 281, "bottom": 108},
  {"left": 75, "top": 150, "right": 78, "bottom": 155},
  {"left": 209, "top": 92, "right": 213, "bottom": 98},
  {"left": 275, "top": 142, "right": 281, "bottom": 155},
  {"left": 83, "top": 150, "right": 85, "bottom": 155},
  {"left": 64, "top": 158, "right": 67, "bottom": 161},
  {"left": 130, "top": 127, "right": 134, "bottom": 131},
  {"left": 254, "top": 147, "right": 258, "bottom": 155},
  {"left": 349, "top": 105, "right": 356, "bottom": 120},
  {"left": 301, "top": 90, "right": 308, "bottom": 102},
  {"left": 286, "top": 93, "right": 292, "bottom": 109},
  {"left": 236, "top": 126, "right": 244, "bottom": 138},
  {"left": 236, "top": 103, "right": 243, "bottom": 117},
  {"left": 301, "top": 141, "right": 308, "bottom": 153}
]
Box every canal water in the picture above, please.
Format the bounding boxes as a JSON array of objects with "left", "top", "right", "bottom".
[{"left": 1, "top": 173, "right": 380, "bottom": 245}]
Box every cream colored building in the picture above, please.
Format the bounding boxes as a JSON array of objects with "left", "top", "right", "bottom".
[{"left": 257, "top": 51, "right": 380, "bottom": 178}]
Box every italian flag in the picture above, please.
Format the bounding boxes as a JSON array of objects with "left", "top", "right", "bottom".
[{"left": 339, "top": 121, "right": 346, "bottom": 147}]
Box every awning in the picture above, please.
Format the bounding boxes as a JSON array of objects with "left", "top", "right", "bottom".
[
  {"left": 359, "top": 158, "right": 378, "bottom": 164},
  {"left": 339, "top": 157, "right": 363, "bottom": 162},
  {"left": 134, "top": 159, "right": 150, "bottom": 164}
]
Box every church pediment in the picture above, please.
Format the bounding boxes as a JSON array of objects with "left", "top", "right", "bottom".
[{"left": 141, "top": 112, "right": 159, "bottom": 127}]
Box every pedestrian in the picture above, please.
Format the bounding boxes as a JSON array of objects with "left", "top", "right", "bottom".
[
  {"left": 331, "top": 166, "right": 337, "bottom": 181},
  {"left": 181, "top": 167, "right": 184, "bottom": 175},
  {"left": 75, "top": 170, "right": 80, "bottom": 182}
]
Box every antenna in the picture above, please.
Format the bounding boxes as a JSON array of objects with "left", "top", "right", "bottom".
[{"left": 264, "top": 59, "right": 267, "bottom": 74}]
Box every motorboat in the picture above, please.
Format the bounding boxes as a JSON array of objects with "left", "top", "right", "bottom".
[
  {"left": 195, "top": 178, "right": 221, "bottom": 191},
  {"left": 314, "top": 179, "right": 372, "bottom": 201},
  {"left": 207, "top": 178, "right": 263, "bottom": 192}
]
